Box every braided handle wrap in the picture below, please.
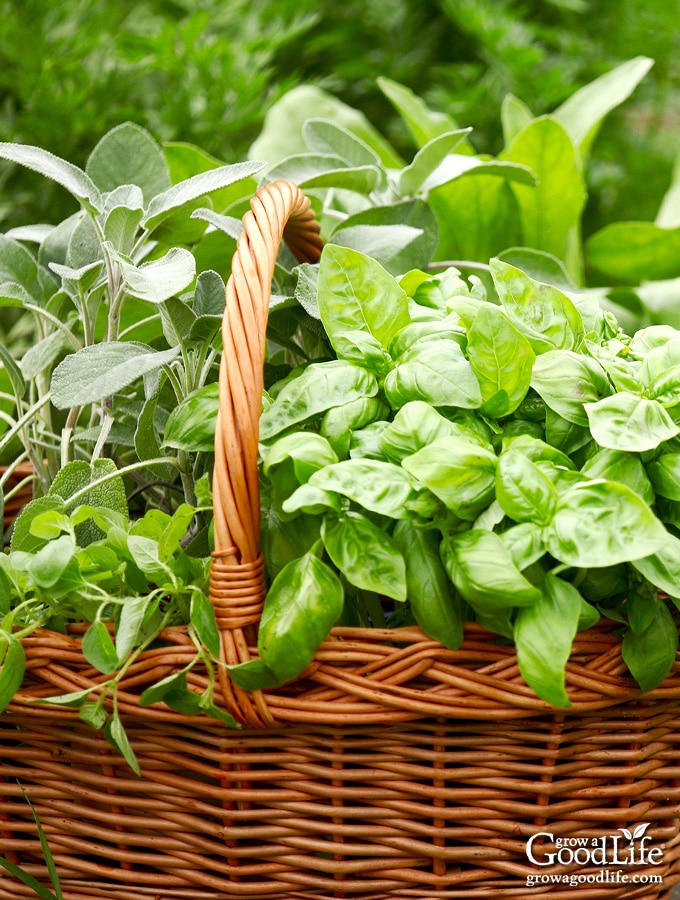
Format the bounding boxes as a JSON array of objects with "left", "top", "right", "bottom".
[{"left": 209, "top": 181, "right": 322, "bottom": 725}]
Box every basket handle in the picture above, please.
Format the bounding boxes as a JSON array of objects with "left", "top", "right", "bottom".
[{"left": 208, "top": 181, "right": 322, "bottom": 720}]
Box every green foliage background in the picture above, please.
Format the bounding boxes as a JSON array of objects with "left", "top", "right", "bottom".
[{"left": 0, "top": 0, "right": 678, "bottom": 232}]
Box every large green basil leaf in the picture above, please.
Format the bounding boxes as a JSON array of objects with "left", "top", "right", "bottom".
[
  {"left": 322, "top": 512, "right": 406, "bottom": 602},
  {"left": 496, "top": 451, "right": 557, "bottom": 525},
  {"left": 441, "top": 529, "right": 541, "bottom": 613},
  {"left": 378, "top": 400, "right": 488, "bottom": 463},
  {"left": 490, "top": 258, "right": 584, "bottom": 354},
  {"left": 545, "top": 480, "right": 668, "bottom": 567},
  {"left": 309, "top": 459, "right": 414, "bottom": 519},
  {"left": 466, "top": 302, "right": 534, "bottom": 416},
  {"left": 587, "top": 221, "right": 680, "bottom": 283},
  {"left": 264, "top": 433, "right": 339, "bottom": 483},
  {"left": 383, "top": 339, "right": 482, "bottom": 410},
  {"left": 317, "top": 245, "right": 409, "bottom": 356},
  {"left": 622, "top": 597, "right": 678, "bottom": 692},
  {"left": 321, "top": 397, "right": 387, "bottom": 459},
  {"left": 544, "top": 407, "right": 592, "bottom": 455},
  {"left": 500, "top": 522, "right": 546, "bottom": 570},
  {"left": 647, "top": 453, "right": 680, "bottom": 501},
  {"left": 514, "top": 572, "right": 584, "bottom": 707},
  {"left": 582, "top": 448, "right": 654, "bottom": 504},
  {"left": 403, "top": 436, "right": 497, "bottom": 520},
  {"left": 392, "top": 521, "right": 463, "bottom": 649},
  {"left": 530, "top": 350, "right": 610, "bottom": 426},
  {"left": 584, "top": 393, "right": 679, "bottom": 452},
  {"left": 632, "top": 533, "right": 680, "bottom": 600},
  {"left": 163, "top": 382, "right": 218, "bottom": 451},
  {"left": 256, "top": 551, "right": 344, "bottom": 684},
  {"left": 260, "top": 361, "right": 378, "bottom": 441}
]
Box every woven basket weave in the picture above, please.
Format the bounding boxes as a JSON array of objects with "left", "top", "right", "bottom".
[{"left": 2, "top": 180, "right": 680, "bottom": 899}]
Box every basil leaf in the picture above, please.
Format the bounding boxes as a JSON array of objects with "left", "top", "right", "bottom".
[
  {"left": 582, "top": 448, "right": 654, "bottom": 504},
  {"left": 546, "top": 480, "right": 668, "bottom": 567},
  {"left": 514, "top": 572, "right": 583, "bottom": 707},
  {"left": 531, "top": 349, "right": 611, "bottom": 426},
  {"left": 466, "top": 302, "right": 535, "bottom": 416},
  {"left": 309, "top": 459, "right": 414, "bottom": 519},
  {"left": 163, "top": 383, "right": 218, "bottom": 452},
  {"left": 260, "top": 361, "right": 378, "bottom": 441},
  {"left": 632, "top": 534, "right": 680, "bottom": 600},
  {"left": 393, "top": 521, "right": 464, "bottom": 649},
  {"left": 640, "top": 338, "right": 680, "bottom": 405},
  {"left": 257, "top": 551, "right": 344, "bottom": 684},
  {"left": 403, "top": 436, "right": 497, "bottom": 520},
  {"left": 491, "top": 258, "right": 585, "bottom": 353},
  {"left": 496, "top": 451, "right": 557, "bottom": 525},
  {"left": 647, "top": 453, "right": 680, "bottom": 501},
  {"left": 500, "top": 522, "right": 546, "bottom": 570},
  {"left": 622, "top": 597, "right": 678, "bottom": 692},
  {"left": 378, "top": 400, "right": 481, "bottom": 463},
  {"left": 82, "top": 621, "right": 119, "bottom": 675},
  {"left": 383, "top": 339, "right": 482, "bottom": 409},
  {"left": 317, "top": 244, "right": 409, "bottom": 355},
  {"left": 441, "top": 529, "right": 541, "bottom": 614},
  {"left": 585, "top": 393, "right": 679, "bottom": 452},
  {"left": 322, "top": 512, "right": 407, "bottom": 602}
]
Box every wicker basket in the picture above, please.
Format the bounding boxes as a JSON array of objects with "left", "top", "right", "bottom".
[{"left": 2, "top": 181, "right": 680, "bottom": 899}]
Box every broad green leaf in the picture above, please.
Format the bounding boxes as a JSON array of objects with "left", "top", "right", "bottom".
[
  {"left": 585, "top": 393, "right": 679, "bottom": 452},
  {"left": 82, "top": 621, "right": 119, "bottom": 675},
  {"left": 50, "top": 259, "right": 104, "bottom": 293},
  {"left": 51, "top": 342, "right": 180, "bottom": 409},
  {"left": 0, "top": 141, "right": 102, "bottom": 212},
  {"left": 163, "top": 383, "right": 218, "bottom": 452},
  {"left": 554, "top": 57, "right": 653, "bottom": 158},
  {"left": 496, "top": 451, "right": 557, "bottom": 525},
  {"left": 466, "top": 302, "right": 534, "bottom": 416},
  {"left": 384, "top": 340, "right": 483, "bottom": 410},
  {"left": 393, "top": 521, "right": 464, "bottom": 649},
  {"left": 377, "top": 77, "right": 462, "bottom": 149},
  {"left": 582, "top": 448, "right": 654, "bottom": 504},
  {"left": 430, "top": 174, "right": 522, "bottom": 263},
  {"left": 321, "top": 397, "right": 386, "bottom": 458},
  {"left": 158, "top": 503, "right": 195, "bottom": 562},
  {"left": 633, "top": 534, "right": 680, "bottom": 599},
  {"left": 226, "top": 658, "right": 281, "bottom": 691},
  {"left": 260, "top": 361, "right": 378, "bottom": 441},
  {"left": 531, "top": 349, "right": 610, "bottom": 426},
  {"left": 648, "top": 454, "right": 680, "bottom": 501},
  {"left": 139, "top": 668, "right": 190, "bottom": 706},
  {"left": 496, "top": 247, "right": 578, "bottom": 292},
  {"left": 399, "top": 129, "right": 472, "bottom": 196},
  {"left": 257, "top": 551, "right": 344, "bottom": 684},
  {"left": 250, "top": 85, "right": 403, "bottom": 168},
  {"left": 378, "top": 400, "right": 482, "bottom": 463},
  {"left": 264, "top": 153, "right": 382, "bottom": 194},
  {"left": 490, "top": 258, "right": 584, "bottom": 352},
  {"left": 419, "top": 156, "right": 537, "bottom": 193},
  {"left": 331, "top": 200, "right": 439, "bottom": 276},
  {"left": 500, "top": 522, "right": 546, "bottom": 570},
  {"left": 309, "top": 459, "right": 414, "bottom": 519},
  {"left": 622, "top": 597, "right": 677, "bottom": 692},
  {"left": 142, "top": 161, "right": 265, "bottom": 231},
  {"left": 587, "top": 222, "right": 680, "bottom": 283},
  {"left": 403, "top": 436, "right": 497, "bottom": 520},
  {"left": 0, "top": 632, "right": 25, "bottom": 713},
  {"left": 193, "top": 269, "right": 225, "bottom": 317},
  {"left": 322, "top": 512, "right": 406, "bottom": 602},
  {"left": 501, "top": 117, "right": 586, "bottom": 274},
  {"left": 104, "top": 205, "right": 145, "bottom": 255},
  {"left": 48, "top": 459, "right": 128, "bottom": 547},
  {"left": 159, "top": 296, "right": 196, "bottom": 347},
  {"left": 86, "top": 123, "right": 171, "bottom": 202},
  {"left": 11, "top": 497, "right": 65, "bottom": 553},
  {"left": 441, "top": 529, "right": 541, "bottom": 613},
  {"left": 113, "top": 246, "right": 195, "bottom": 304},
  {"left": 514, "top": 573, "right": 582, "bottom": 707},
  {"left": 545, "top": 480, "right": 668, "bottom": 567},
  {"left": 317, "top": 245, "right": 409, "bottom": 355},
  {"left": 26, "top": 534, "right": 77, "bottom": 590},
  {"left": 303, "top": 118, "right": 383, "bottom": 171}
]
